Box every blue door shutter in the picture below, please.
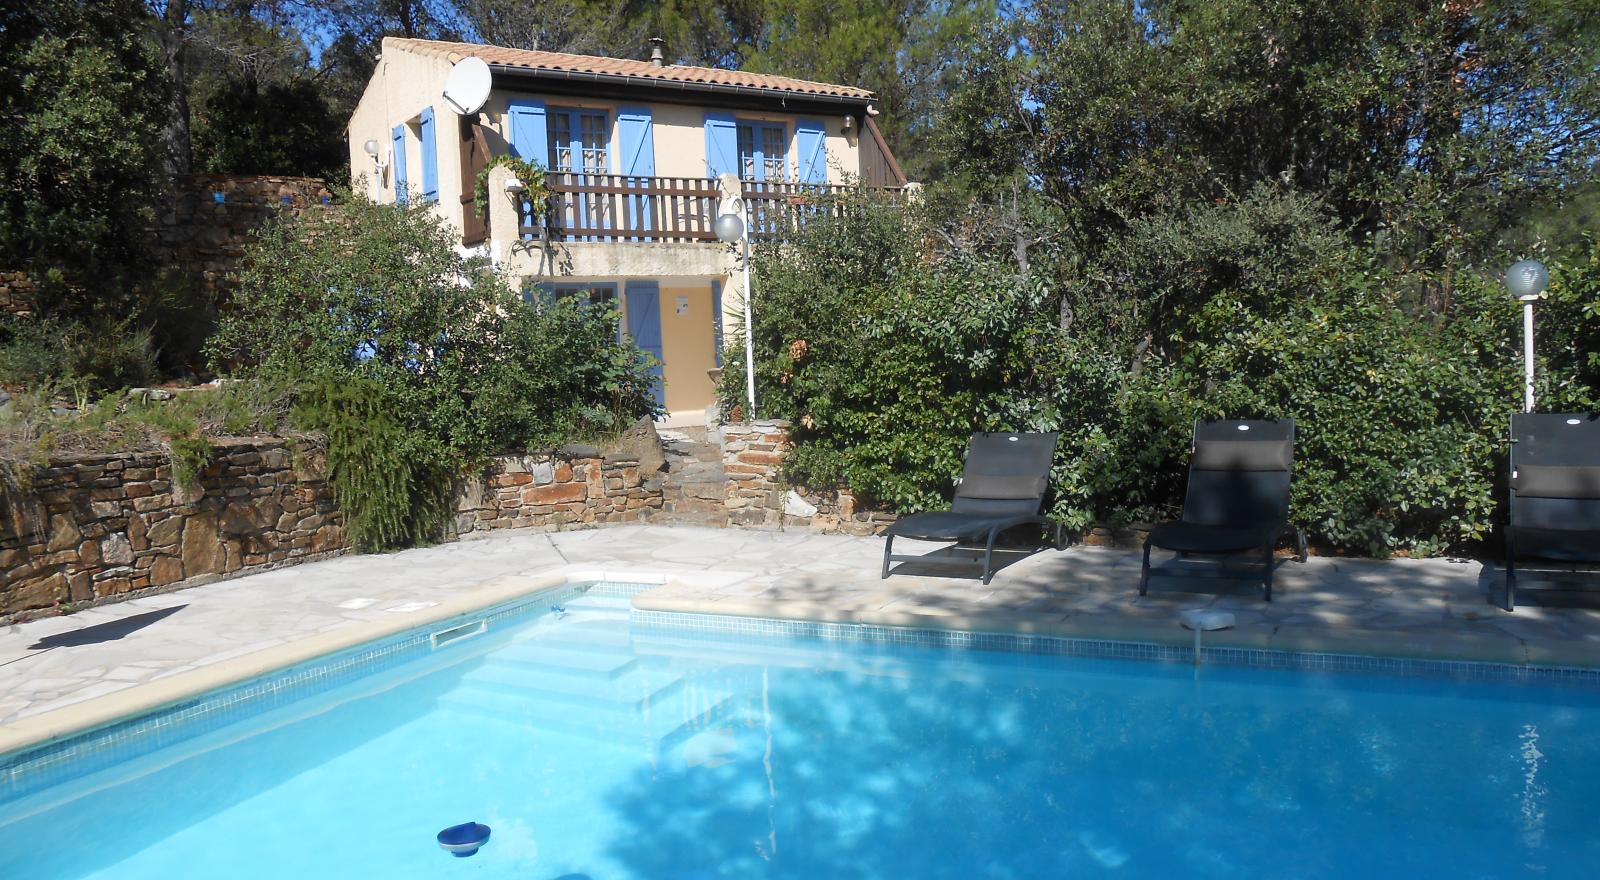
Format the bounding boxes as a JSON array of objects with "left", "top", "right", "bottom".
[
  {"left": 508, "top": 99, "right": 549, "bottom": 163},
  {"left": 625, "top": 280, "right": 665, "bottom": 408},
  {"left": 390, "top": 124, "right": 408, "bottom": 205},
  {"left": 705, "top": 112, "right": 738, "bottom": 178},
  {"left": 618, "top": 107, "right": 655, "bottom": 235},
  {"left": 418, "top": 106, "right": 439, "bottom": 203},
  {"left": 796, "top": 120, "right": 827, "bottom": 184}
]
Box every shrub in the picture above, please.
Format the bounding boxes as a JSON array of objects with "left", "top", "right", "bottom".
[
  {"left": 723, "top": 194, "right": 1121, "bottom": 529},
  {"left": 0, "top": 315, "right": 158, "bottom": 393},
  {"left": 734, "top": 190, "right": 1580, "bottom": 556},
  {"left": 209, "top": 194, "right": 657, "bottom": 549}
]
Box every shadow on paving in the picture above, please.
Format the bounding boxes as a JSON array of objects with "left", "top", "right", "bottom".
[{"left": 28, "top": 605, "right": 188, "bottom": 650}]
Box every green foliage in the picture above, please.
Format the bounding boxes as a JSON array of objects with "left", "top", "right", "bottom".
[
  {"left": 0, "top": 379, "right": 293, "bottom": 491},
  {"left": 192, "top": 78, "right": 346, "bottom": 180},
  {"left": 722, "top": 194, "right": 1120, "bottom": 527},
  {"left": 209, "top": 193, "right": 657, "bottom": 548},
  {"left": 738, "top": 184, "right": 1600, "bottom": 556},
  {"left": 0, "top": 0, "right": 168, "bottom": 301},
  {"left": 0, "top": 315, "right": 158, "bottom": 393},
  {"left": 474, "top": 155, "right": 551, "bottom": 225},
  {"left": 291, "top": 376, "right": 451, "bottom": 550}
]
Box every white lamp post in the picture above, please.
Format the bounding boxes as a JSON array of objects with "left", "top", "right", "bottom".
[
  {"left": 715, "top": 202, "right": 756, "bottom": 419},
  {"left": 1504, "top": 259, "right": 1549, "bottom": 413}
]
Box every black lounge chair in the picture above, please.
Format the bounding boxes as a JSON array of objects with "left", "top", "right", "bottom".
[
  {"left": 881, "top": 432, "right": 1063, "bottom": 585},
  {"left": 1139, "top": 419, "right": 1306, "bottom": 601},
  {"left": 1504, "top": 412, "right": 1600, "bottom": 611}
]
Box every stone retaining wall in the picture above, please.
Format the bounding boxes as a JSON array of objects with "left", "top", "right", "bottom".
[
  {"left": 719, "top": 420, "right": 895, "bottom": 536},
  {"left": 453, "top": 447, "right": 662, "bottom": 535},
  {"left": 155, "top": 174, "right": 332, "bottom": 301},
  {"left": 0, "top": 438, "right": 343, "bottom": 619},
  {"left": 2, "top": 436, "right": 667, "bottom": 622}
]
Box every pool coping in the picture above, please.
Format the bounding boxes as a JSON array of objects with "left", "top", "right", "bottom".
[
  {"left": 5, "top": 563, "right": 1598, "bottom": 761},
  {"left": 0, "top": 568, "right": 639, "bottom": 758}
]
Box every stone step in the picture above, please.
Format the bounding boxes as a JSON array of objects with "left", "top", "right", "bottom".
[
  {"left": 460, "top": 659, "right": 687, "bottom": 710},
  {"left": 438, "top": 682, "right": 736, "bottom": 753}
]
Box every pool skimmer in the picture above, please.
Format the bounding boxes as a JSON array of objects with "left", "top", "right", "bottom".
[{"left": 1179, "top": 609, "right": 1236, "bottom": 666}]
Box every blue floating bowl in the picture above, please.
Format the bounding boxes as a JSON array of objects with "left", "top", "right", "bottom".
[{"left": 437, "top": 821, "right": 491, "bottom": 857}]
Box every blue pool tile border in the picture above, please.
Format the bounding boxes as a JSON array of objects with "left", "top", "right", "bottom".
[
  {"left": 629, "top": 609, "right": 1600, "bottom": 687},
  {"left": 0, "top": 581, "right": 653, "bottom": 807}
]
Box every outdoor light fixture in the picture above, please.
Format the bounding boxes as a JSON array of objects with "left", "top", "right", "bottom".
[
  {"left": 362, "top": 138, "right": 387, "bottom": 200},
  {"left": 1505, "top": 259, "right": 1549, "bottom": 413},
  {"left": 715, "top": 202, "right": 756, "bottom": 419}
]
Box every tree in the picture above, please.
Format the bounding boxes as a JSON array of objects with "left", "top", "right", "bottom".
[{"left": 0, "top": 0, "right": 169, "bottom": 303}]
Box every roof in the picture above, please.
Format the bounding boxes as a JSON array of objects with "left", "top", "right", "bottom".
[{"left": 385, "top": 38, "right": 876, "bottom": 102}]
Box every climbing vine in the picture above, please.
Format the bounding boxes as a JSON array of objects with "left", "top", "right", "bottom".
[{"left": 474, "top": 155, "right": 552, "bottom": 226}]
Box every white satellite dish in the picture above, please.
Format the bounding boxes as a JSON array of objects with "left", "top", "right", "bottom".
[{"left": 442, "top": 57, "right": 492, "bottom": 115}]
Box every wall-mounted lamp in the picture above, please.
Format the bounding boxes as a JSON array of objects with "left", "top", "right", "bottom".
[{"left": 363, "top": 138, "right": 388, "bottom": 199}]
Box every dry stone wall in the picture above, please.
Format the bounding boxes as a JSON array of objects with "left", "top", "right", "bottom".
[
  {"left": 154, "top": 174, "right": 332, "bottom": 301},
  {"left": 1, "top": 174, "right": 330, "bottom": 317},
  {"left": 453, "top": 446, "right": 663, "bottom": 534},
  {"left": 1, "top": 438, "right": 667, "bottom": 622},
  {"left": 720, "top": 420, "right": 896, "bottom": 536},
  {"left": 0, "top": 439, "right": 343, "bottom": 619}
]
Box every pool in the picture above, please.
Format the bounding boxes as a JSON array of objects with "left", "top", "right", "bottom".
[{"left": 3, "top": 585, "right": 1599, "bottom": 878}]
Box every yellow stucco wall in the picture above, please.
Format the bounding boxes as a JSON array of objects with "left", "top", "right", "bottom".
[{"left": 346, "top": 45, "right": 460, "bottom": 218}]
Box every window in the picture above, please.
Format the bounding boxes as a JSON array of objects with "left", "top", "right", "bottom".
[
  {"left": 736, "top": 121, "right": 788, "bottom": 181},
  {"left": 548, "top": 108, "right": 611, "bottom": 173},
  {"left": 526, "top": 281, "right": 619, "bottom": 311}
]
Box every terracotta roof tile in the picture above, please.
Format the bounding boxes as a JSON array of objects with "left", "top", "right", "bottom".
[{"left": 386, "top": 38, "right": 876, "bottom": 101}]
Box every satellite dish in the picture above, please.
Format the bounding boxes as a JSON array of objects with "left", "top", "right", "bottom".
[{"left": 442, "top": 57, "right": 492, "bottom": 115}]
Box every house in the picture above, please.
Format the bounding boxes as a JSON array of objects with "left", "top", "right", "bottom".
[{"left": 346, "top": 37, "right": 908, "bottom": 425}]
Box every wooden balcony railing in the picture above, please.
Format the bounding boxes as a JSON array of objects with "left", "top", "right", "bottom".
[
  {"left": 740, "top": 181, "right": 904, "bottom": 240},
  {"left": 520, "top": 173, "right": 721, "bottom": 243},
  {"left": 515, "top": 174, "right": 903, "bottom": 243}
]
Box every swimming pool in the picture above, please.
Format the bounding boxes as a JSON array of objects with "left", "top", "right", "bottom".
[{"left": 3, "top": 585, "right": 1598, "bottom": 878}]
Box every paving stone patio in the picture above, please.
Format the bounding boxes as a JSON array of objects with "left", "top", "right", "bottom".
[{"left": 2, "top": 525, "right": 1598, "bottom": 736}]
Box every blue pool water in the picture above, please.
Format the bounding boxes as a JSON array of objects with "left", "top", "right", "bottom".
[{"left": 3, "top": 592, "right": 1600, "bottom": 879}]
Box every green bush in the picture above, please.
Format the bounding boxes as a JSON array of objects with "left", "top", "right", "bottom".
[
  {"left": 0, "top": 315, "right": 158, "bottom": 393},
  {"left": 730, "top": 190, "right": 1594, "bottom": 557},
  {"left": 723, "top": 194, "right": 1120, "bottom": 529},
  {"left": 209, "top": 193, "right": 658, "bottom": 549}
]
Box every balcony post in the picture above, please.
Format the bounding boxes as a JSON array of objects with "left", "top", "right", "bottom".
[{"left": 484, "top": 162, "right": 527, "bottom": 271}]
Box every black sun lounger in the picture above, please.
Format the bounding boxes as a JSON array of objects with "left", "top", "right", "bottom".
[
  {"left": 1504, "top": 412, "right": 1600, "bottom": 611},
  {"left": 881, "top": 432, "right": 1062, "bottom": 585},
  {"left": 1139, "top": 419, "right": 1306, "bottom": 601}
]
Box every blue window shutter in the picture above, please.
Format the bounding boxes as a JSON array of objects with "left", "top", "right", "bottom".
[
  {"left": 705, "top": 112, "right": 738, "bottom": 178},
  {"left": 390, "top": 124, "right": 409, "bottom": 205},
  {"left": 508, "top": 99, "right": 549, "bottom": 163},
  {"left": 796, "top": 120, "right": 827, "bottom": 184},
  {"left": 618, "top": 107, "right": 655, "bottom": 235},
  {"left": 711, "top": 280, "right": 724, "bottom": 367},
  {"left": 618, "top": 107, "right": 655, "bottom": 176},
  {"left": 418, "top": 106, "right": 438, "bottom": 203},
  {"left": 625, "top": 280, "right": 665, "bottom": 408}
]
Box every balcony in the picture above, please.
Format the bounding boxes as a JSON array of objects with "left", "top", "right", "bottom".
[{"left": 514, "top": 173, "right": 901, "bottom": 244}]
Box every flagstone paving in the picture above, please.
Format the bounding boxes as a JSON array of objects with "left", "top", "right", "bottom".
[{"left": 2, "top": 525, "right": 1598, "bottom": 732}]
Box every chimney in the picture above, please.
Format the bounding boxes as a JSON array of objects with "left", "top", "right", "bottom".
[{"left": 648, "top": 37, "right": 666, "bottom": 67}]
